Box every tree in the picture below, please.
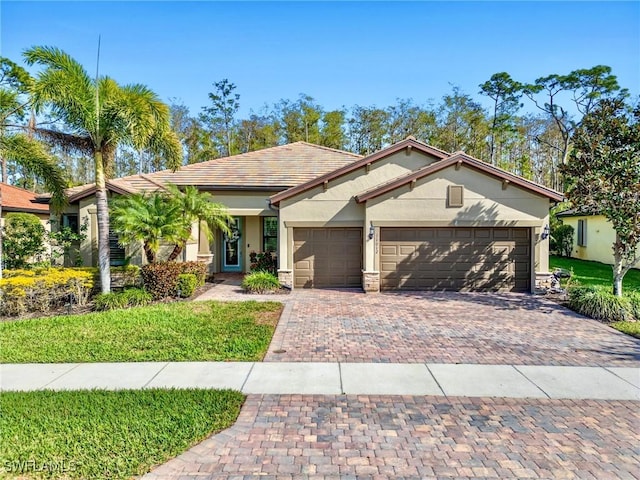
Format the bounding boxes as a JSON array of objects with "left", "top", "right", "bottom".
[
  {"left": 562, "top": 98, "right": 640, "bottom": 296},
  {"left": 435, "top": 86, "right": 489, "bottom": 159},
  {"left": 0, "top": 56, "right": 68, "bottom": 276},
  {"left": 276, "top": 94, "right": 323, "bottom": 144},
  {"left": 201, "top": 79, "right": 240, "bottom": 157},
  {"left": 386, "top": 98, "right": 437, "bottom": 145},
  {"left": 348, "top": 105, "right": 389, "bottom": 155},
  {"left": 25, "top": 46, "right": 182, "bottom": 292},
  {"left": 110, "top": 191, "right": 185, "bottom": 264},
  {"left": 479, "top": 72, "right": 523, "bottom": 165},
  {"left": 320, "top": 110, "right": 347, "bottom": 150},
  {"left": 522, "top": 65, "right": 623, "bottom": 188},
  {"left": 2, "top": 212, "right": 47, "bottom": 269},
  {"left": 164, "top": 184, "right": 231, "bottom": 262}
]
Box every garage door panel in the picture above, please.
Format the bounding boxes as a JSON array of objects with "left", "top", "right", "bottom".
[
  {"left": 380, "top": 227, "right": 530, "bottom": 292},
  {"left": 293, "top": 228, "right": 362, "bottom": 288}
]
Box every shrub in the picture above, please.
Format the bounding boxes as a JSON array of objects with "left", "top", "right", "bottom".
[
  {"left": 176, "top": 274, "right": 198, "bottom": 298},
  {"left": 141, "top": 262, "right": 183, "bottom": 299},
  {"left": 0, "top": 268, "right": 95, "bottom": 316},
  {"left": 249, "top": 251, "right": 277, "bottom": 275},
  {"left": 141, "top": 262, "right": 207, "bottom": 299},
  {"left": 550, "top": 224, "right": 574, "bottom": 257},
  {"left": 567, "top": 285, "right": 634, "bottom": 323},
  {"left": 94, "top": 288, "right": 152, "bottom": 311},
  {"left": 2, "top": 213, "right": 47, "bottom": 269},
  {"left": 242, "top": 271, "right": 280, "bottom": 293},
  {"left": 179, "top": 261, "right": 207, "bottom": 286},
  {"left": 111, "top": 265, "right": 142, "bottom": 289},
  {"left": 627, "top": 291, "right": 640, "bottom": 320}
]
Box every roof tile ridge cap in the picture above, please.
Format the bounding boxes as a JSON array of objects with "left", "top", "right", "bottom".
[{"left": 295, "top": 141, "right": 362, "bottom": 158}]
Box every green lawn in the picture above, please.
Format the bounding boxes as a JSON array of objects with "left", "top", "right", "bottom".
[
  {"left": 611, "top": 321, "right": 640, "bottom": 339},
  {"left": 0, "top": 300, "right": 282, "bottom": 363},
  {"left": 0, "top": 389, "right": 244, "bottom": 480},
  {"left": 549, "top": 255, "right": 640, "bottom": 292}
]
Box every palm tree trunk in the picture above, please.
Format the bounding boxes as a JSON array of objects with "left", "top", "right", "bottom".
[
  {"left": 95, "top": 151, "right": 111, "bottom": 293},
  {"left": 167, "top": 243, "right": 183, "bottom": 262}
]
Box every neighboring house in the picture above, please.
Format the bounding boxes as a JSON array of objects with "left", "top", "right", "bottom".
[
  {"left": 64, "top": 138, "right": 564, "bottom": 292},
  {"left": 556, "top": 210, "right": 639, "bottom": 267},
  {"left": 0, "top": 182, "right": 52, "bottom": 260}
]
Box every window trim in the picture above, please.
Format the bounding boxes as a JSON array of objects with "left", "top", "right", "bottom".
[
  {"left": 577, "top": 219, "right": 587, "bottom": 247},
  {"left": 262, "top": 216, "right": 278, "bottom": 253}
]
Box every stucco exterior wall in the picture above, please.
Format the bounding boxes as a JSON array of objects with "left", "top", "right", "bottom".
[
  {"left": 278, "top": 150, "right": 441, "bottom": 265},
  {"left": 278, "top": 153, "right": 552, "bottom": 282}
]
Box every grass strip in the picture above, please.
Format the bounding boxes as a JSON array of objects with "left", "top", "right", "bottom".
[
  {"left": 0, "top": 300, "right": 282, "bottom": 363},
  {"left": 0, "top": 389, "right": 244, "bottom": 479}
]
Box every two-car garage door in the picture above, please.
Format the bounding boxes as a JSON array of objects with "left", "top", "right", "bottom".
[
  {"left": 292, "top": 226, "right": 531, "bottom": 292},
  {"left": 380, "top": 227, "right": 531, "bottom": 292}
]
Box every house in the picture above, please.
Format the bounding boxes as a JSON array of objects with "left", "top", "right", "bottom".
[
  {"left": 1, "top": 182, "right": 52, "bottom": 263},
  {"left": 556, "top": 210, "right": 639, "bottom": 267},
  {"left": 60, "top": 142, "right": 361, "bottom": 270},
  {"left": 63, "top": 138, "right": 564, "bottom": 292}
]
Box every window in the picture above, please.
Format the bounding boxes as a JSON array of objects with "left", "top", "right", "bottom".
[
  {"left": 109, "top": 229, "right": 126, "bottom": 266},
  {"left": 62, "top": 214, "right": 79, "bottom": 233},
  {"left": 263, "top": 217, "right": 278, "bottom": 252},
  {"left": 447, "top": 185, "right": 464, "bottom": 208},
  {"left": 577, "top": 219, "right": 587, "bottom": 246}
]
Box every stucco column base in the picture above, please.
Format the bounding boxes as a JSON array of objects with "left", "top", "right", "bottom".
[
  {"left": 362, "top": 270, "right": 380, "bottom": 293},
  {"left": 278, "top": 270, "right": 293, "bottom": 289}
]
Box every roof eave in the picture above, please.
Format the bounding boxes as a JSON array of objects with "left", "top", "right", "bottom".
[{"left": 355, "top": 153, "right": 565, "bottom": 203}]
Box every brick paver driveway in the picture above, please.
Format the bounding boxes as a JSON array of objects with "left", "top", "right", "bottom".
[
  {"left": 154, "top": 285, "right": 640, "bottom": 480},
  {"left": 264, "top": 289, "right": 640, "bottom": 366},
  {"left": 146, "top": 394, "right": 639, "bottom": 479}
]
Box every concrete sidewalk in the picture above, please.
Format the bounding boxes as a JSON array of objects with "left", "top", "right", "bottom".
[{"left": 1, "top": 362, "right": 638, "bottom": 400}]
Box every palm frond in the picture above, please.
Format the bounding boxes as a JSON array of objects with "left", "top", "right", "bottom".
[{"left": 0, "top": 133, "right": 68, "bottom": 211}]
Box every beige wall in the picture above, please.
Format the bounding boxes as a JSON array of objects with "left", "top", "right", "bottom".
[
  {"left": 278, "top": 149, "right": 442, "bottom": 266},
  {"left": 278, "top": 151, "right": 553, "bottom": 288},
  {"left": 561, "top": 215, "right": 639, "bottom": 267}
]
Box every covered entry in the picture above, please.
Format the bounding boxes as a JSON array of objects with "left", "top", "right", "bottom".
[
  {"left": 293, "top": 228, "right": 363, "bottom": 288},
  {"left": 380, "top": 227, "right": 531, "bottom": 291}
]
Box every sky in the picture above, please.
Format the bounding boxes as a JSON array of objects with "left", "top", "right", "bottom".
[{"left": 2, "top": 1, "right": 639, "bottom": 118}]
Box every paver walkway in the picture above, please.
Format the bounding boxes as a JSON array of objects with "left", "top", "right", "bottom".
[{"left": 144, "top": 394, "right": 640, "bottom": 480}]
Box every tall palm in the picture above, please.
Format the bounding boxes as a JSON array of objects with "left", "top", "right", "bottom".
[
  {"left": 165, "top": 184, "right": 232, "bottom": 262},
  {"left": 110, "top": 192, "right": 185, "bottom": 264},
  {"left": 24, "top": 46, "right": 181, "bottom": 292}
]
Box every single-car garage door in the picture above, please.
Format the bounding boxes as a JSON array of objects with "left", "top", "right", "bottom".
[
  {"left": 293, "top": 228, "right": 362, "bottom": 288},
  {"left": 380, "top": 227, "right": 531, "bottom": 292}
]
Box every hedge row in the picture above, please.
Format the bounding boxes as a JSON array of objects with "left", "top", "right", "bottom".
[{"left": 0, "top": 268, "right": 96, "bottom": 316}]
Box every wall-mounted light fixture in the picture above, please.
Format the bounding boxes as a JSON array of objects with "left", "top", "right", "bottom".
[
  {"left": 368, "top": 222, "right": 375, "bottom": 240},
  {"left": 541, "top": 224, "right": 550, "bottom": 240}
]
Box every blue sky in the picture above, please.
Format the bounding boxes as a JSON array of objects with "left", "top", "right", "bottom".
[{"left": 2, "top": 1, "right": 639, "bottom": 118}]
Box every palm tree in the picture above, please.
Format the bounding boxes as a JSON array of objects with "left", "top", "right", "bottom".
[
  {"left": 110, "top": 191, "right": 185, "bottom": 264},
  {"left": 24, "top": 46, "right": 182, "bottom": 292},
  {"left": 165, "top": 184, "right": 232, "bottom": 262},
  {"left": 0, "top": 56, "right": 68, "bottom": 277}
]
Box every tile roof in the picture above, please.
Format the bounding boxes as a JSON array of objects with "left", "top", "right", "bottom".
[
  {"left": 0, "top": 182, "right": 50, "bottom": 214},
  {"left": 66, "top": 142, "right": 362, "bottom": 201}
]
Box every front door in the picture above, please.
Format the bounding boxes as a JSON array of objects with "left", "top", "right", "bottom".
[{"left": 222, "top": 217, "right": 242, "bottom": 272}]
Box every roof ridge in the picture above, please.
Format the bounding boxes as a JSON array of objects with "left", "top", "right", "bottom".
[{"left": 295, "top": 141, "right": 362, "bottom": 158}]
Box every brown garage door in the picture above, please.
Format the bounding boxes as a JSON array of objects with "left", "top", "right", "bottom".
[
  {"left": 293, "top": 228, "right": 362, "bottom": 288},
  {"left": 380, "top": 227, "right": 531, "bottom": 292}
]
